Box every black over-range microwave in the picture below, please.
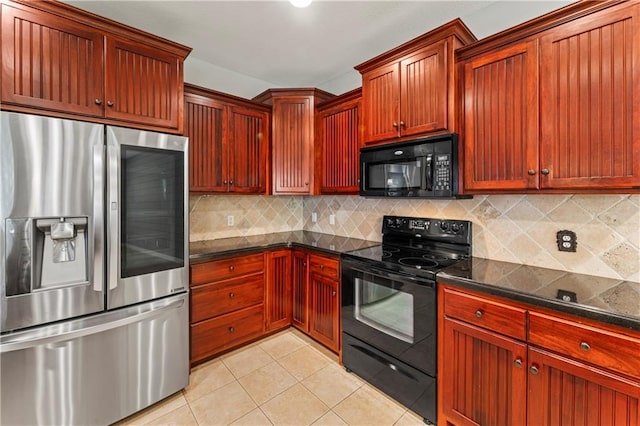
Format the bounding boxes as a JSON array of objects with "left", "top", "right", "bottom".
[{"left": 360, "top": 133, "right": 468, "bottom": 199}]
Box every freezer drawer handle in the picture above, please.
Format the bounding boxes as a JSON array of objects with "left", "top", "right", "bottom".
[{"left": 0, "top": 298, "right": 185, "bottom": 353}]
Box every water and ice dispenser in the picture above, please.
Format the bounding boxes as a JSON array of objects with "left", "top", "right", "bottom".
[{"left": 5, "top": 217, "right": 89, "bottom": 297}]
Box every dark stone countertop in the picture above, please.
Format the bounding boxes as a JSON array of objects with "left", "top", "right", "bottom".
[
  {"left": 190, "top": 231, "right": 380, "bottom": 263},
  {"left": 438, "top": 257, "right": 640, "bottom": 332}
]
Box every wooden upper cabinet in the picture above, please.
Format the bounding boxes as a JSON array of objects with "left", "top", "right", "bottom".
[
  {"left": 539, "top": 3, "right": 640, "bottom": 190},
  {"left": 105, "top": 37, "right": 182, "bottom": 129},
  {"left": 185, "top": 84, "right": 270, "bottom": 193},
  {"left": 316, "top": 88, "right": 362, "bottom": 194},
  {"left": 1, "top": 3, "right": 105, "bottom": 117},
  {"left": 254, "top": 88, "right": 334, "bottom": 195},
  {"left": 356, "top": 19, "right": 476, "bottom": 145},
  {"left": 1, "top": 0, "right": 190, "bottom": 133},
  {"left": 459, "top": 1, "right": 640, "bottom": 193},
  {"left": 462, "top": 41, "right": 540, "bottom": 191}
]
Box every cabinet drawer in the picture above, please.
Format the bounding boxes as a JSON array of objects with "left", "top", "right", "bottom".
[
  {"left": 191, "top": 273, "right": 264, "bottom": 323},
  {"left": 529, "top": 312, "right": 640, "bottom": 379},
  {"left": 443, "top": 288, "right": 527, "bottom": 341},
  {"left": 191, "top": 253, "right": 264, "bottom": 286},
  {"left": 190, "top": 304, "right": 264, "bottom": 363},
  {"left": 309, "top": 254, "right": 339, "bottom": 280}
]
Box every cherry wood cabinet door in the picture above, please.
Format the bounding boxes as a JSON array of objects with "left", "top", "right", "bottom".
[
  {"left": 105, "top": 37, "right": 183, "bottom": 129},
  {"left": 308, "top": 272, "right": 340, "bottom": 353},
  {"left": 1, "top": 3, "right": 104, "bottom": 117},
  {"left": 229, "top": 106, "right": 268, "bottom": 193},
  {"left": 184, "top": 94, "right": 228, "bottom": 192},
  {"left": 317, "top": 96, "right": 361, "bottom": 194},
  {"left": 291, "top": 249, "right": 308, "bottom": 331},
  {"left": 271, "top": 95, "right": 314, "bottom": 194},
  {"left": 539, "top": 3, "right": 640, "bottom": 190},
  {"left": 266, "top": 249, "right": 292, "bottom": 331},
  {"left": 441, "top": 317, "right": 527, "bottom": 426},
  {"left": 528, "top": 347, "right": 640, "bottom": 426},
  {"left": 462, "top": 41, "right": 540, "bottom": 191},
  {"left": 400, "top": 42, "right": 448, "bottom": 137},
  {"left": 362, "top": 62, "right": 401, "bottom": 144}
]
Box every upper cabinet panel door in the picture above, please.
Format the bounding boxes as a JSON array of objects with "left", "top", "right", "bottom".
[
  {"left": 463, "top": 41, "right": 540, "bottom": 191},
  {"left": 362, "top": 63, "right": 401, "bottom": 144},
  {"left": 105, "top": 37, "right": 182, "bottom": 129},
  {"left": 400, "top": 42, "right": 447, "bottom": 137},
  {"left": 229, "top": 106, "right": 268, "bottom": 193},
  {"left": 272, "top": 96, "right": 313, "bottom": 194},
  {"left": 184, "top": 94, "right": 228, "bottom": 192},
  {"left": 1, "top": 4, "right": 104, "bottom": 117},
  {"left": 539, "top": 3, "right": 640, "bottom": 190}
]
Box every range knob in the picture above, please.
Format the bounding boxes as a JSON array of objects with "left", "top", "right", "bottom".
[
  {"left": 439, "top": 221, "right": 449, "bottom": 231},
  {"left": 451, "top": 223, "right": 460, "bottom": 232}
]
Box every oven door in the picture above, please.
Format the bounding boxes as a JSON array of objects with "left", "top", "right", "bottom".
[{"left": 341, "top": 258, "right": 436, "bottom": 376}]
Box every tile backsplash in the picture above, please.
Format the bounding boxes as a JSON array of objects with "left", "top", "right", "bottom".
[{"left": 190, "top": 194, "right": 640, "bottom": 282}]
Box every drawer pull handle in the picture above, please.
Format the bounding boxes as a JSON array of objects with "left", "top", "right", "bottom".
[
  {"left": 475, "top": 310, "right": 483, "bottom": 319},
  {"left": 580, "top": 342, "right": 591, "bottom": 352},
  {"left": 229, "top": 292, "right": 235, "bottom": 299},
  {"left": 530, "top": 365, "right": 539, "bottom": 375},
  {"left": 229, "top": 265, "right": 235, "bottom": 271},
  {"left": 320, "top": 265, "right": 325, "bottom": 270},
  {"left": 228, "top": 327, "right": 235, "bottom": 333},
  {"left": 514, "top": 359, "right": 523, "bottom": 368}
]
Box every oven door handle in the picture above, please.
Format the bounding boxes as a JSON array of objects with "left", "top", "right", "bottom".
[{"left": 347, "top": 264, "right": 434, "bottom": 288}]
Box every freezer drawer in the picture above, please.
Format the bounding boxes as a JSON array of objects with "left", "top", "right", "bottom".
[{"left": 0, "top": 293, "right": 189, "bottom": 426}]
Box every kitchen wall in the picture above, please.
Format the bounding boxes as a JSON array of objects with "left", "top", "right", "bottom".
[{"left": 190, "top": 194, "right": 640, "bottom": 283}]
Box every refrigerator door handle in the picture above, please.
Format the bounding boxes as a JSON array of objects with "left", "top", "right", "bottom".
[
  {"left": 0, "top": 297, "right": 185, "bottom": 353},
  {"left": 93, "top": 142, "right": 105, "bottom": 292},
  {"left": 106, "top": 142, "right": 119, "bottom": 290}
]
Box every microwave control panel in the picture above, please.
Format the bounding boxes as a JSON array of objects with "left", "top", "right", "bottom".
[{"left": 434, "top": 154, "right": 451, "bottom": 190}]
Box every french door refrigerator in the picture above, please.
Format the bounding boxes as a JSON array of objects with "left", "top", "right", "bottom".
[{"left": 0, "top": 111, "right": 189, "bottom": 425}]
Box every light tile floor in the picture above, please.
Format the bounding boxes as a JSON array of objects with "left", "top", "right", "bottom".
[{"left": 117, "top": 329, "right": 425, "bottom": 426}]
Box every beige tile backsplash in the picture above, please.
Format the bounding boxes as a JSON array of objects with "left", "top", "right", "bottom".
[{"left": 190, "top": 194, "right": 640, "bottom": 282}]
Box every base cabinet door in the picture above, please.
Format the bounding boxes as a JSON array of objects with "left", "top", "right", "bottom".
[
  {"left": 528, "top": 347, "right": 640, "bottom": 426},
  {"left": 266, "top": 249, "right": 292, "bottom": 331},
  {"left": 291, "top": 249, "right": 308, "bottom": 331},
  {"left": 308, "top": 272, "right": 339, "bottom": 352},
  {"left": 441, "top": 317, "right": 527, "bottom": 426}
]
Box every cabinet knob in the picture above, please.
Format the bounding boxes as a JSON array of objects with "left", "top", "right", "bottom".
[
  {"left": 332, "top": 291, "right": 337, "bottom": 297},
  {"left": 228, "top": 326, "right": 235, "bottom": 333},
  {"left": 399, "top": 121, "right": 405, "bottom": 127},
  {"left": 229, "top": 180, "right": 234, "bottom": 185},
  {"left": 106, "top": 101, "right": 114, "bottom": 107},
  {"left": 530, "top": 365, "right": 539, "bottom": 375},
  {"left": 95, "top": 98, "right": 102, "bottom": 105},
  {"left": 229, "top": 292, "right": 235, "bottom": 299},
  {"left": 304, "top": 182, "right": 309, "bottom": 186},
  {"left": 303, "top": 262, "right": 307, "bottom": 267},
  {"left": 392, "top": 122, "right": 398, "bottom": 128},
  {"left": 541, "top": 168, "right": 550, "bottom": 175},
  {"left": 528, "top": 169, "right": 536, "bottom": 176},
  {"left": 475, "top": 310, "right": 483, "bottom": 319},
  {"left": 579, "top": 341, "right": 591, "bottom": 352},
  {"left": 320, "top": 264, "right": 325, "bottom": 270},
  {"left": 514, "top": 358, "right": 523, "bottom": 368},
  {"left": 223, "top": 180, "right": 228, "bottom": 184},
  {"left": 229, "top": 265, "right": 235, "bottom": 271}
]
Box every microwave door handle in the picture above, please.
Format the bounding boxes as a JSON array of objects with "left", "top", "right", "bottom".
[{"left": 425, "top": 154, "right": 433, "bottom": 191}]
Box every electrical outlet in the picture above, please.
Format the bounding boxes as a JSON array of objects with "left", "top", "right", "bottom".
[
  {"left": 556, "top": 230, "right": 576, "bottom": 252},
  {"left": 329, "top": 214, "right": 335, "bottom": 225},
  {"left": 227, "top": 215, "right": 234, "bottom": 226},
  {"left": 312, "top": 212, "right": 317, "bottom": 223}
]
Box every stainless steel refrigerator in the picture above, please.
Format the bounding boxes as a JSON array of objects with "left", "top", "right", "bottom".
[{"left": 0, "top": 111, "right": 189, "bottom": 425}]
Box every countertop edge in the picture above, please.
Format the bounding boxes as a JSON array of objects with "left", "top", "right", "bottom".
[{"left": 437, "top": 272, "right": 640, "bottom": 333}]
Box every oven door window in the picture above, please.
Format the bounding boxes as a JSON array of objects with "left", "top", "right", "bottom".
[
  {"left": 354, "top": 277, "right": 414, "bottom": 343},
  {"left": 366, "top": 159, "right": 423, "bottom": 191}
]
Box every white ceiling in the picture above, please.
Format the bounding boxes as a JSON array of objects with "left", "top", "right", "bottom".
[{"left": 65, "top": 0, "right": 573, "bottom": 96}]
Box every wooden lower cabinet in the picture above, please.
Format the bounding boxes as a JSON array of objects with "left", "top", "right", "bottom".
[
  {"left": 307, "top": 253, "right": 340, "bottom": 353},
  {"left": 528, "top": 347, "right": 640, "bottom": 426},
  {"left": 439, "top": 284, "right": 640, "bottom": 426},
  {"left": 266, "top": 249, "right": 292, "bottom": 331},
  {"left": 189, "top": 252, "right": 265, "bottom": 365},
  {"left": 441, "top": 317, "right": 527, "bottom": 426},
  {"left": 291, "top": 249, "right": 309, "bottom": 330}
]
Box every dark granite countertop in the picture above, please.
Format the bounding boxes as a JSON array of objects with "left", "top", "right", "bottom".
[
  {"left": 438, "top": 257, "right": 640, "bottom": 332},
  {"left": 190, "top": 231, "right": 380, "bottom": 263}
]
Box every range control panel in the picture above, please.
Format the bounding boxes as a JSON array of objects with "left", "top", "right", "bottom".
[{"left": 383, "top": 215, "right": 472, "bottom": 245}]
